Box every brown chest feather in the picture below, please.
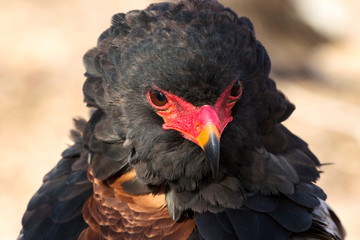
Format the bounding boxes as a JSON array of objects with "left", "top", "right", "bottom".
[{"left": 79, "top": 167, "right": 195, "bottom": 240}]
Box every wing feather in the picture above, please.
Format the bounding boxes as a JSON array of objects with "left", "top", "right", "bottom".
[{"left": 19, "top": 119, "right": 93, "bottom": 240}]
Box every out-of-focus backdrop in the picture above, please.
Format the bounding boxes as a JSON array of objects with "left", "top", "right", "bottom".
[{"left": 0, "top": 0, "right": 359, "bottom": 239}]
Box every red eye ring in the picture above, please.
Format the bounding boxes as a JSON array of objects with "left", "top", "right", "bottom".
[
  {"left": 230, "top": 80, "right": 242, "bottom": 98},
  {"left": 148, "top": 88, "right": 169, "bottom": 109},
  {"left": 226, "top": 80, "right": 242, "bottom": 104}
]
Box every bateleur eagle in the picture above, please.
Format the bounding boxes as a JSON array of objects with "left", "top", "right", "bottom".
[{"left": 19, "top": 0, "right": 345, "bottom": 239}]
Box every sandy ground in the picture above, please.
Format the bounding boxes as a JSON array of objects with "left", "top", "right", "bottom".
[{"left": 0, "top": 0, "right": 359, "bottom": 239}]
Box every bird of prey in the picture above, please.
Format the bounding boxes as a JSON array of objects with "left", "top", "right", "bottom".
[{"left": 19, "top": 0, "right": 345, "bottom": 239}]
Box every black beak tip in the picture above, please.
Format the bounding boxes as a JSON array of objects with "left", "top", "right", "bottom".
[{"left": 203, "top": 133, "right": 220, "bottom": 178}]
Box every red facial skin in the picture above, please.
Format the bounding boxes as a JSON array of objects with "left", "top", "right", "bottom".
[{"left": 147, "top": 81, "right": 242, "bottom": 146}]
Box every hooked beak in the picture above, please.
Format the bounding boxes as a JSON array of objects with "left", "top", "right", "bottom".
[
  {"left": 160, "top": 102, "right": 229, "bottom": 178},
  {"left": 195, "top": 123, "right": 221, "bottom": 177}
]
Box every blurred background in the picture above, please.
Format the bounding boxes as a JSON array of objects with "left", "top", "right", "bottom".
[{"left": 0, "top": 0, "right": 359, "bottom": 239}]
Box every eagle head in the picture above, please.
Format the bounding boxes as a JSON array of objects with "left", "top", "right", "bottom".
[
  {"left": 82, "top": 0, "right": 296, "bottom": 216},
  {"left": 147, "top": 79, "right": 242, "bottom": 176}
]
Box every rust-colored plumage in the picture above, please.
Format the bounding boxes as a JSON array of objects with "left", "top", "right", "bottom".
[{"left": 80, "top": 167, "right": 195, "bottom": 240}]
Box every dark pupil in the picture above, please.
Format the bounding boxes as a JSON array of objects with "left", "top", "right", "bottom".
[
  {"left": 156, "top": 92, "right": 166, "bottom": 102},
  {"left": 150, "top": 89, "right": 168, "bottom": 107},
  {"left": 230, "top": 80, "right": 242, "bottom": 97}
]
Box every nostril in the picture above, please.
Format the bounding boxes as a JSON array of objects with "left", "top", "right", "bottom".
[{"left": 195, "top": 123, "right": 200, "bottom": 133}]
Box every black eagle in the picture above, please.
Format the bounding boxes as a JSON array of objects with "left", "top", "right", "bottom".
[{"left": 19, "top": 0, "right": 345, "bottom": 239}]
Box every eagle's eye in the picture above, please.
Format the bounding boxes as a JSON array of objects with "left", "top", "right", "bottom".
[
  {"left": 230, "top": 80, "right": 242, "bottom": 98},
  {"left": 149, "top": 89, "right": 168, "bottom": 107}
]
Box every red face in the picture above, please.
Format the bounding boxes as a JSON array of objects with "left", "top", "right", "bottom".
[{"left": 147, "top": 80, "right": 243, "bottom": 176}]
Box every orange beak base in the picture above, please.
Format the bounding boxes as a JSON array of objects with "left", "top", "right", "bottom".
[{"left": 195, "top": 123, "right": 221, "bottom": 177}]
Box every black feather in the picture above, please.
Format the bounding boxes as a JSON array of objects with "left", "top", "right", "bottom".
[
  {"left": 26, "top": 191, "right": 51, "bottom": 212},
  {"left": 20, "top": 128, "right": 92, "bottom": 239},
  {"left": 65, "top": 169, "right": 89, "bottom": 185},
  {"left": 22, "top": 217, "right": 54, "bottom": 240},
  {"left": 196, "top": 212, "right": 237, "bottom": 240},
  {"left": 44, "top": 215, "right": 88, "bottom": 240},
  {"left": 121, "top": 178, "right": 151, "bottom": 195},
  {"left": 89, "top": 152, "right": 127, "bottom": 181},
  {"left": 57, "top": 181, "right": 91, "bottom": 201},
  {"left": 51, "top": 189, "right": 92, "bottom": 223},
  {"left": 22, "top": 204, "right": 51, "bottom": 229},
  {"left": 225, "top": 208, "right": 290, "bottom": 240},
  {"left": 244, "top": 194, "right": 279, "bottom": 212},
  {"left": 268, "top": 199, "right": 312, "bottom": 232},
  {"left": 43, "top": 158, "right": 73, "bottom": 181},
  {"left": 61, "top": 144, "right": 82, "bottom": 158},
  {"left": 297, "top": 182, "right": 327, "bottom": 200},
  {"left": 286, "top": 187, "right": 320, "bottom": 209}
]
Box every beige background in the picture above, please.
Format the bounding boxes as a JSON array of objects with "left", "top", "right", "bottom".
[{"left": 0, "top": 0, "right": 359, "bottom": 239}]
